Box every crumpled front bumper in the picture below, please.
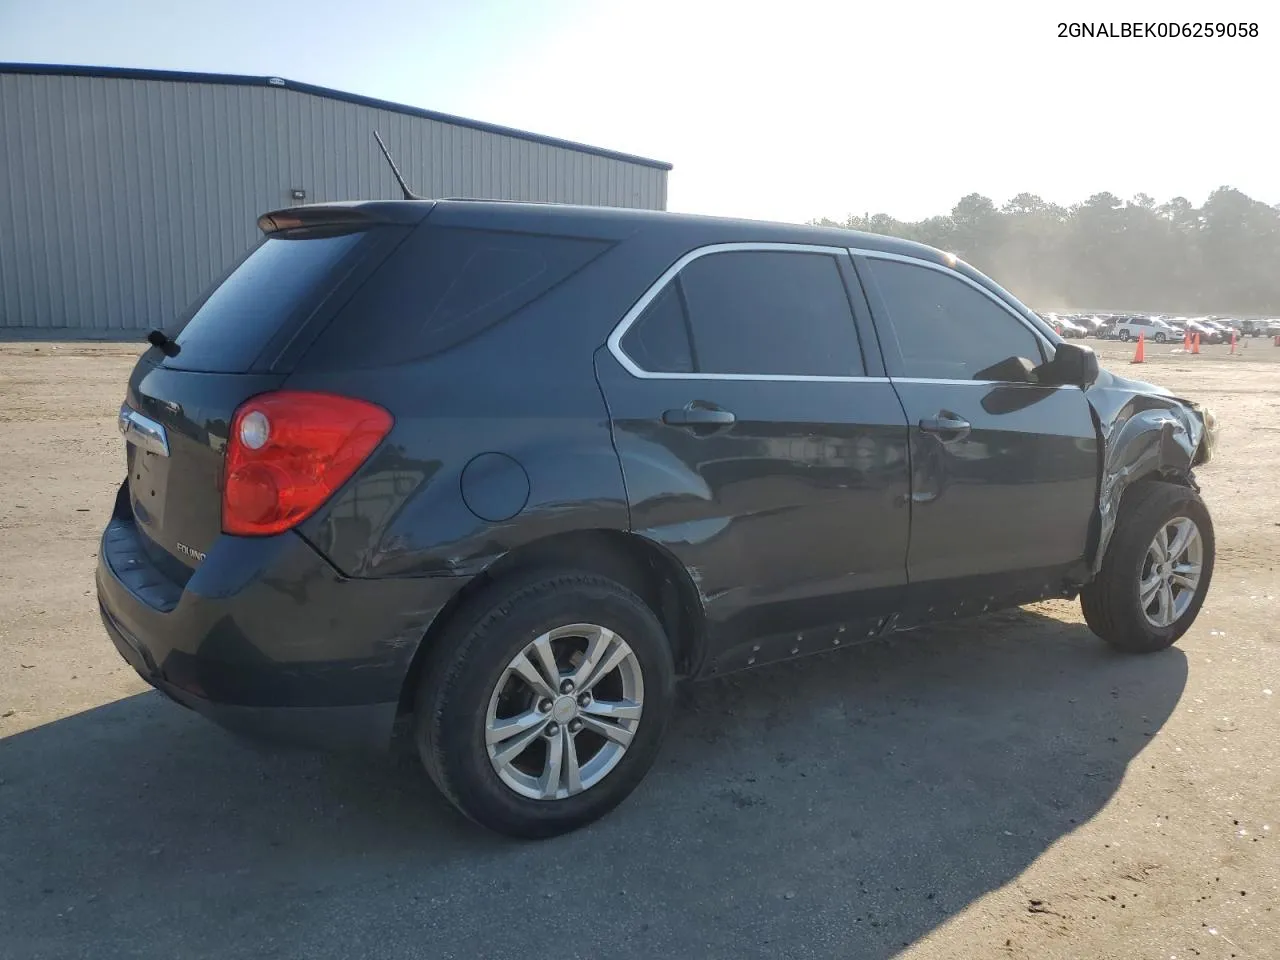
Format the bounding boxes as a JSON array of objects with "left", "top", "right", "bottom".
[
  {"left": 1189, "top": 402, "right": 1217, "bottom": 465},
  {"left": 1085, "top": 371, "right": 1216, "bottom": 575}
]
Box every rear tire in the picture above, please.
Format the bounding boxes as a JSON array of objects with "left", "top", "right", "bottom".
[
  {"left": 1119, "top": 330, "right": 1131, "bottom": 342},
  {"left": 414, "top": 569, "right": 675, "bottom": 839},
  {"left": 1081, "top": 481, "right": 1214, "bottom": 653},
  {"left": 1154, "top": 333, "right": 1167, "bottom": 343}
]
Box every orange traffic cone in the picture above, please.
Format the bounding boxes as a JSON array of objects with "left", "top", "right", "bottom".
[
  {"left": 1230, "top": 332, "right": 1237, "bottom": 354},
  {"left": 1192, "top": 332, "right": 1201, "bottom": 355},
  {"left": 1183, "top": 328, "right": 1192, "bottom": 350},
  {"left": 1131, "top": 331, "right": 1145, "bottom": 364}
]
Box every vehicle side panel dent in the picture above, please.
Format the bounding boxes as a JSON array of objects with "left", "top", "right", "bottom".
[
  {"left": 302, "top": 433, "right": 631, "bottom": 578},
  {"left": 602, "top": 433, "right": 722, "bottom": 610},
  {"left": 290, "top": 363, "right": 631, "bottom": 579},
  {"left": 1087, "top": 380, "right": 1203, "bottom": 574}
]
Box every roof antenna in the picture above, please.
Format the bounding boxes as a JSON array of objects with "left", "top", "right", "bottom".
[{"left": 373, "top": 130, "right": 423, "bottom": 201}]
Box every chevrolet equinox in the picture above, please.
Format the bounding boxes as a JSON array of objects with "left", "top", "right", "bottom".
[{"left": 99, "top": 199, "right": 1217, "bottom": 838}]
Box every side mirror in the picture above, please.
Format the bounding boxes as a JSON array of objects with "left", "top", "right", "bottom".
[{"left": 1039, "top": 341, "right": 1099, "bottom": 388}]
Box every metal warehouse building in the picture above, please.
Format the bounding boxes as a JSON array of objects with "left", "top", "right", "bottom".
[{"left": 0, "top": 63, "right": 671, "bottom": 336}]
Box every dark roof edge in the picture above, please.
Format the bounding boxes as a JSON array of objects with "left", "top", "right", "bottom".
[{"left": 0, "top": 61, "right": 674, "bottom": 171}]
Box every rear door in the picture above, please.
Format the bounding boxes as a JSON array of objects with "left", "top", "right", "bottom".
[
  {"left": 852, "top": 251, "right": 1098, "bottom": 616},
  {"left": 596, "top": 243, "right": 911, "bottom": 673},
  {"left": 122, "top": 219, "right": 409, "bottom": 576}
]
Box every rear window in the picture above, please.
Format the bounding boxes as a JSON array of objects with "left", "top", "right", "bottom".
[
  {"left": 164, "top": 231, "right": 372, "bottom": 372},
  {"left": 300, "top": 226, "right": 612, "bottom": 369}
]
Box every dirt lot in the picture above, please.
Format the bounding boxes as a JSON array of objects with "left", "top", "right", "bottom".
[{"left": 1, "top": 337, "right": 1278, "bottom": 960}]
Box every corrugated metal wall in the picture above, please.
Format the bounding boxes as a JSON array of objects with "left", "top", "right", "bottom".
[{"left": 0, "top": 72, "right": 669, "bottom": 333}]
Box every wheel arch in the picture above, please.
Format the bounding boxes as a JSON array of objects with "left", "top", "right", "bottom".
[
  {"left": 396, "top": 528, "right": 707, "bottom": 719},
  {"left": 1088, "top": 401, "right": 1203, "bottom": 576},
  {"left": 1079, "top": 476, "right": 1214, "bottom": 653}
]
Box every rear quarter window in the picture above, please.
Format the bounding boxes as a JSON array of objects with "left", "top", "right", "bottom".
[{"left": 301, "top": 226, "right": 613, "bottom": 369}]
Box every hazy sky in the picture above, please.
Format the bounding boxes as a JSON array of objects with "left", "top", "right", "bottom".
[{"left": 2, "top": 0, "right": 1276, "bottom": 223}]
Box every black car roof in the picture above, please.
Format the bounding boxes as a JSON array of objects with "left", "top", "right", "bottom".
[{"left": 269, "top": 198, "right": 959, "bottom": 268}]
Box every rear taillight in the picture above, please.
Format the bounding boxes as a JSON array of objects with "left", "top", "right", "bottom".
[{"left": 222, "top": 391, "right": 393, "bottom": 536}]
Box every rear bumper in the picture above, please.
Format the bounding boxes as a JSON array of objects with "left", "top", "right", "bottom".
[
  {"left": 100, "top": 600, "right": 401, "bottom": 751},
  {"left": 96, "top": 503, "right": 470, "bottom": 753}
]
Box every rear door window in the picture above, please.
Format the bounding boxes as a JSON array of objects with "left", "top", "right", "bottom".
[
  {"left": 165, "top": 232, "right": 373, "bottom": 373},
  {"left": 620, "top": 249, "right": 865, "bottom": 377}
]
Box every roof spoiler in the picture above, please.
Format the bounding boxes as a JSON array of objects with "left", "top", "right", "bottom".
[
  {"left": 257, "top": 201, "right": 433, "bottom": 235},
  {"left": 257, "top": 131, "right": 431, "bottom": 234}
]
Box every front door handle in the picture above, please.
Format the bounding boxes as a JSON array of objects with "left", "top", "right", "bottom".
[
  {"left": 663, "top": 402, "right": 736, "bottom": 428},
  {"left": 919, "top": 413, "right": 971, "bottom": 441}
]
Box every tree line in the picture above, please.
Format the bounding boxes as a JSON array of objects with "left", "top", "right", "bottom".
[{"left": 812, "top": 188, "right": 1280, "bottom": 316}]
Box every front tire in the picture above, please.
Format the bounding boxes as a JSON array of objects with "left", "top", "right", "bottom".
[
  {"left": 1154, "top": 333, "right": 1167, "bottom": 343},
  {"left": 1119, "top": 330, "right": 1131, "bottom": 342},
  {"left": 414, "top": 570, "right": 675, "bottom": 838},
  {"left": 1081, "top": 481, "right": 1214, "bottom": 653}
]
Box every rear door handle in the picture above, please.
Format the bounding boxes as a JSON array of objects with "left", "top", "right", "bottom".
[
  {"left": 663, "top": 403, "right": 736, "bottom": 428},
  {"left": 118, "top": 404, "right": 171, "bottom": 458},
  {"left": 919, "top": 413, "right": 971, "bottom": 441}
]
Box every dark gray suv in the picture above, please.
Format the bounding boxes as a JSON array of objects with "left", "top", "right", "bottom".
[{"left": 98, "top": 199, "right": 1218, "bottom": 837}]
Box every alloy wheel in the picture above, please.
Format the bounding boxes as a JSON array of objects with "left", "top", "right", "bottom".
[
  {"left": 485, "top": 623, "right": 644, "bottom": 800},
  {"left": 1139, "top": 516, "right": 1203, "bottom": 628}
]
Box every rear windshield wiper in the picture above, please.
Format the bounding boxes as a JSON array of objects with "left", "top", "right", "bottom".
[{"left": 146, "top": 329, "right": 181, "bottom": 358}]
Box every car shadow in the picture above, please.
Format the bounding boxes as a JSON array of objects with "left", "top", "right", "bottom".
[{"left": 0, "top": 608, "right": 1186, "bottom": 960}]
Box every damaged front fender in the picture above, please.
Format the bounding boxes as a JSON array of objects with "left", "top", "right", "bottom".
[{"left": 1086, "top": 368, "right": 1211, "bottom": 575}]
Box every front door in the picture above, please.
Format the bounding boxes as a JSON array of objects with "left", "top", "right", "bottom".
[
  {"left": 596, "top": 244, "right": 911, "bottom": 673},
  {"left": 853, "top": 252, "right": 1099, "bottom": 616}
]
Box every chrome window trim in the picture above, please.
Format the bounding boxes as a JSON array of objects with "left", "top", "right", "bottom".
[
  {"left": 606, "top": 242, "right": 881, "bottom": 383},
  {"left": 847, "top": 248, "right": 1055, "bottom": 355},
  {"left": 891, "top": 377, "right": 1074, "bottom": 389}
]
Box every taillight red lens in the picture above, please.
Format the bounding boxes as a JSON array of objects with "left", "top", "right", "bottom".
[{"left": 222, "top": 391, "right": 393, "bottom": 536}]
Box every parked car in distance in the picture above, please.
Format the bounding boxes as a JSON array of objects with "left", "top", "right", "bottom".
[
  {"left": 1203, "top": 319, "right": 1233, "bottom": 340},
  {"left": 1113, "top": 315, "right": 1183, "bottom": 343},
  {"left": 1151, "top": 316, "right": 1187, "bottom": 337},
  {"left": 98, "top": 199, "right": 1219, "bottom": 838},
  {"left": 1092, "top": 317, "right": 1118, "bottom": 339},
  {"left": 1100, "top": 314, "right": 1134, "bottom": 339},
  {"left": 1206, "top": 317, "right": 1241, "bottom": 341},
  {"left": 1038, "top": 312, "right": 1080, "bottom": 338},
  {"left": 1184, "top": 319, "right": 1224, "bottom": 344},
  {"left": 1059, "top": 317, "right": 1089, "bottom": 338},
  {"left": 1077, "top": 315, "right": 1109, "bottom": 336}
]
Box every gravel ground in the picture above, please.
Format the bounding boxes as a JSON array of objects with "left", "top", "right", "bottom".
[{"left": 1, "top": 337, "right": 1277, "bottom": 960}]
